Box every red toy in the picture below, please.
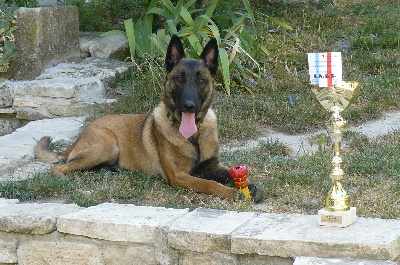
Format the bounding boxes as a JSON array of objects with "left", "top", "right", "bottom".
[{"left": 229, "top": 165, "right": 252, "bottom": 200}]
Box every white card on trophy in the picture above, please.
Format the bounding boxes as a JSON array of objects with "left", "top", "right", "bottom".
[{"left": 308, "top": 52, "right": 342, "bottom": 87}]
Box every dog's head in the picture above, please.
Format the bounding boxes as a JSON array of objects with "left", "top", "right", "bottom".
[{"left": 163, "top": 35, "right": 219, "bottom": 138}]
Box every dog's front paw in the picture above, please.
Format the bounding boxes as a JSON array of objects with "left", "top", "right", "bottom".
[{"left": 248, "top": 183, "right": 262, "bottom": 203}]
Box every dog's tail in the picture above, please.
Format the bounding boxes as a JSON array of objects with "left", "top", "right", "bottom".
[{"left": 34, "top": 136, "right": 63, "bottom": 163}]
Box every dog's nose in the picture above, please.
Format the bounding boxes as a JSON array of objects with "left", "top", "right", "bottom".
[{"left": 183, "top": 100, "right": 195, "bottom": 112}]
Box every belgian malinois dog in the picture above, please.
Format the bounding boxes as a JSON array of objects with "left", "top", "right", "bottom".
[{"left": 35, "top": 35, "right": 261, "bottom": 202}]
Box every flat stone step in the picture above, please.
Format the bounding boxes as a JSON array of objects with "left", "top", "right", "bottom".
[
  {"left": 231, "top": 213, "right": 400, "bottom": 261},
  {"left": 0, "top": 117, "right": 85, "bottom": 181},
  {"left": 0, "top": 201, "right": 398, "bottom": 263},
  {"left": 294, "top": 256, "right": 397, "bottom": 264},
  {"left": 0, "top": 55, "right": 133, "bottom": 180},
  {"left": 1, "top": 57, "right": 132, "bottom": 124},
  {"left": 12, "top": 77, "right": 105, "bottom": 101},
  {"left": 0, "top": 201, "right": 82, "bottom": 234},
  {"left": 37, "top": 57, "right": 133, "bottom": 85}
]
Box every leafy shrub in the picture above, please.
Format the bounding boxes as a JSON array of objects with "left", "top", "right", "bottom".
[
  {"left": 64, "top": 0, "right": 143, "bottom": 32},
  {"left": 4, "top": 0, "right": 37, "bottom": 7},
  {"left": 121, "top": 0, "right": 291, "bottom": 94},
  {"left": 0, "top": 0, "right": 18, "bottom": 73}
]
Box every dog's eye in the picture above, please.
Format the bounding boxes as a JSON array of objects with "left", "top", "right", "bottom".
[{"left": 176, "top": 76, "right": 183, "bottom": 82}]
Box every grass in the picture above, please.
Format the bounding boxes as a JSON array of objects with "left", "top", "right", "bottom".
[{"left": 1, "top": 0, "right": 399, "bottom": 219}]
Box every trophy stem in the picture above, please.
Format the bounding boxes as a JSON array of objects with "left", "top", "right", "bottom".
[{"left": 325, "top": 108, "right": 350, "bottom": 212}]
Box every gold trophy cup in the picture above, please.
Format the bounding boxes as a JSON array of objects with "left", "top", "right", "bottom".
[{"left": 312, "top": 81, "right": 359, "bottom": 227}]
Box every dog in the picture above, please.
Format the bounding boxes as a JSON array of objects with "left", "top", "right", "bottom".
[{"left": 35, "top": 35, "right": 261, "bottom": 202}]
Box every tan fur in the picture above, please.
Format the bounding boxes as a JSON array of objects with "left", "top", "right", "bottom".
[
  {"left": 35, "top": 102, "right": 236, "bottom": 200},
  {"left": 34, "top": 36, "right": 246, "bottom": 201}
]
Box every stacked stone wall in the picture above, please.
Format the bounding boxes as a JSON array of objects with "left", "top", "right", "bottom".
[{"left": 0, "top": 200, "right": 399, "bottom": 264}]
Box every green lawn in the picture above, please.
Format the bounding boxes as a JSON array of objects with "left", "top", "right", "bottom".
[{"left": 1, "top": 0, "right": 399, "bottom": 219}]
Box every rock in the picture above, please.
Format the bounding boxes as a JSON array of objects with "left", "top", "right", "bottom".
[
  {"left": 0, "top": 115, "right": 26, "bottom": 136},
  {"left": 294, "top": 257, "right": 397, "bottom": 265},
  {"left": 0, "top": 117, "right": 86, "bottom": 181},
  {"left": 80, "top": 33, "right": 130, "bottom": 61},
  {"left": 18, "top": 241, "right": 103, "bottom": 265},
  {"left": 0, "top": 56, "right": 131, "bottom": 136},
  {"left": 16, "top": 107, "right": 54, "bottom": 120},
  {"left": 1, "top": 6, "right": 80, "bottom": 80},
  {"left": 168, "top": 208, "right": 255, "bottom": 253},
  {"left": 103, "top": 245, "right": 170, "bottom": 265},
  {"left": 0, "top": 118, "right": 14, "bottom": 136},
  {"left": 0, "top": 239, "right": 17, "bottom": 264},
  {"left": 9, "top": 77, "right": 109, "bottom": 119},
  {"left": 12, "top": 78, "right": 105, "bottom": 101},
  {"left": 37, "top": 57, "right": 133, "bottom": 86},
  {"left": 57, "top": 203, "right": 189, "bottom": 243},
  {"left": 231, "top": 213, "right": 400, "bottom": 260},
  {"left": 0, "top": 81, "right": 13, "bottom": 108},
  {"left": 0, "top": 203, "right": 82, "bottom": 234}
]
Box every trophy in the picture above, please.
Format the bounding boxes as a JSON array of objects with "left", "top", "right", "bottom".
[{"left": 308, "top": 52, "right": 359, "bottom": 227}]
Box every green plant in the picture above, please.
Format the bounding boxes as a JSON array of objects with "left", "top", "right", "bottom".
[
  {"left": 4, "top": 0, "right": 37, "bottom": 7},
  {"left": 62, "top": 0, "right": 143, "bottom": 32},
  {"left": 0, "top": 0, "right": 18, "bottom": 74},
  {"left": 119, "top": 0, "right": 291, "bottom": 94},
  {"left": 308, "top": 133, "right": 329, "bottom": 153},
  {"left": 110, "top": 55, "right": 163, "bottom": 115}
]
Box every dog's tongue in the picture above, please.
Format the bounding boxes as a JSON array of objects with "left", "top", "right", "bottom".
[{"left": 179, "top": 112, "right": 197, "bottom": 138}]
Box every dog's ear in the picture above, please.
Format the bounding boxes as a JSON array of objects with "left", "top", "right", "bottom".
[
  {"left": 166, "top": 35, "right": 186, "bottom": 73},
  {"left": 199, "top": 38, "right": 219, "bottom": 77}
]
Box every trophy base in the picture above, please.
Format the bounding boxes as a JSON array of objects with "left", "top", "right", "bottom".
[{"left": 318, "top": 207, "right": 356, "bottom": 228}]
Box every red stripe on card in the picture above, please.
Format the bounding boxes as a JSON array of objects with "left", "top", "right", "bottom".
[{"left": 327, "top": 52, "right": 332, "bottom": 87}]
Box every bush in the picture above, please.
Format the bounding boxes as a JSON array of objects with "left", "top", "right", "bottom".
[
  {"left": 121, "top": 0, "right": 291, "bottom": 94},
  {"left": 0, "top": 0, "right": 18, "bottom": 74},
  {"left": 65, "top": 0, "right": 143, "bottom": 32}
]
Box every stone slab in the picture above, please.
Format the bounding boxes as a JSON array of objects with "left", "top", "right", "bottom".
[
  {"left": 0, "top": 117, "right": 85, "bottom": 180},
  {"left": 231, "top": 213, "right": 400, "bottom": 260},
  {"left": 18, "top": 241, "right": 103, "bottom": 265},
  {"left": 81, "top": 33, "right": 130, "bottom": 61},
  {"left": 0, "top": 203, "right": 82, "bottom": 234},
  {"left": 0, "top": 238, "right": 18, "bottom": 264},
  {"left": 2, "top": 6, "right": 80, "bottom": 80},
  {"left": 103, "top": 245, "right": 176, "bottom": 265},
  {"left": 294, "top": 256, "right": 397, "bottom": 265},
  {"left": 168, "top": 207, "right": 255, "bottom": 253},
  {"left": 0, "top": 198, "right": 19, "bottom": 206},
  {"left": 0, "top": 117, "right": 85, "bottom": 152},
  {"left": 0, "top": 108, "right": 16, "bottom": 114},
  {"left": 57, "top": 203, "right": 189, "bottom": 243},
  {"left": 0, "top": 81, "right": 13, "bottom": 108},
  {"left": 179, "top": 251, "right": 238, "bottom": 265},
  {"left": 11, "top": 77, "right": 105, "bottom": 101},
  {"left": 37, "top": 57, "right": 133, "bottom": 86},
  {"left": 46, "top": 98, "right": 117, "bottom": 117}
]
